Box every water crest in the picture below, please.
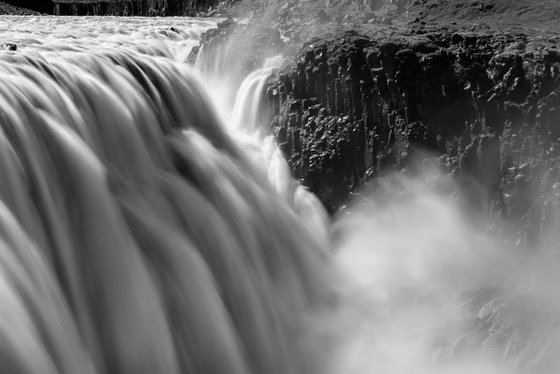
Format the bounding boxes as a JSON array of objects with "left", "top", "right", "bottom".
[{"left": 0, "top": 17, "right": 329, "bottom": 374}]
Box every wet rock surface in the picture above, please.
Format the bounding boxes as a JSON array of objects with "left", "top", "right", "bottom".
[
  {"left": 0, "top": 1, "right": 40, "bottom": 15},
  {"left": 51, "top": 0, "right": 223, "bottom": 16},
  {"left": 263, "top": 30, "right": 560, "bottom": 228},
  {"left": 1, "top": 42, "right": 17, "bottom": 51},
  {"left": 188, "top": 18, "right": 285, "bottom": 83}
]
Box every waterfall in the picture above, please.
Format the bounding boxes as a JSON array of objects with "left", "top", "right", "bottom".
[
  {"left": 2, "top": 14, "right": 560, "bottom": 374},
  {"left": 0, "top": 16, "right": 330, "bottom": 374}
]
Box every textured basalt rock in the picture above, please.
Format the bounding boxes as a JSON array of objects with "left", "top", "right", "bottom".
[
  {"left": 0, "top": 1, "right": 41, "bottom": 14},
  {"left": 52, "top": 0, "right": 222, "bottom": 16},
  {"left": 188, "top": 18, "right": 285, "bottom": 81},
  {"left": 0, "top": 0, "right": 47, "bottom": 14},
  {"left": 263, "top": 30, "right": 560, "bottom": 230},
  {"left": 1, "top": 43, "right": 17, "bottom": 51}
]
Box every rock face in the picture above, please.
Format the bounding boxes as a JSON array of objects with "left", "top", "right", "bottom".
[
  {"left": 188, "top": 19, "right": 285, "bottom": 83},
  {"left": 53, "top": 0, "right": 221, "bottom": 16},
  {"left": 264, "top": 30, "right": 560, "bottom": 232},
  {"left": 2, "top": 43, "right": 17, "bottom": 51},
  {"left": 0, "top": 0, "right": 41, "bottom": 15}
]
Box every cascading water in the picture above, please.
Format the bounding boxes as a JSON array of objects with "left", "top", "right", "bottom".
[
  {"left": 1, "top": 14, "right": 560, "bottom": 374},
  {"left": 0, "top": 15, "right": 330, "bottom": 374}
]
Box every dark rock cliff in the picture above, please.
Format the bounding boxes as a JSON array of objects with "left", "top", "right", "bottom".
[
  {"left": 188, "top": 18, "right": 285, "bottom": 80},
  {"left": 52, "top": 0, "right": 223, "bottom": 16},
  {"left": 1, "top": 0, "right": 51, "bottom": 14},
  {"left": 263, "top": 29, "right": 560, "bottom": 241},
  {"left": 0, "top": 1, "right": 42, "bottom": 14}
]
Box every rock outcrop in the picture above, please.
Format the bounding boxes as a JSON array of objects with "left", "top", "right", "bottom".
[
  {"left": 188, "top": 18, "right": 285, "bottom": 83},
  {"left": 52, "top": 0, "right": 223, "bottom": 16},
  {"left": 263, "top": 29, "right": 560, "bottom": 235},
  {"left": 0, "top": 0, "right": 41, "bottom": 15}
]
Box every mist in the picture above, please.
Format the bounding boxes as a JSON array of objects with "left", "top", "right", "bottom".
[{"left": 321, "top": 169, "right": 560, "bottom": 374}]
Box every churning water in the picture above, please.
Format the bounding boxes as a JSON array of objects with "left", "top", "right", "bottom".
[{"left": 0, "top": 15, "right": 559, "bottom": 374}]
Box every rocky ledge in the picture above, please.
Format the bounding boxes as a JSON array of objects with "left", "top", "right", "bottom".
[
  {"left": 189, "top": 3, "right": 560, "bottom": 253},
  {"left": 263, "top": 28, "right": 560, "bottom": 240},
  {"left": 0, "top": 1, "right": 41, "bottom": 15},
  {"left": 188, "top": 17, "right": 285, "bottom": 80}
]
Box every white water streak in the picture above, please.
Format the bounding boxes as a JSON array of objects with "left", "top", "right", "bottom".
[{"left": 0, "top": 16, "right": 330, "bottom": 374}]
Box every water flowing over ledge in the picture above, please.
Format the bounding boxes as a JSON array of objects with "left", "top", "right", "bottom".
[
  {"left": 2, "top": 15, "right": 560, "bottom": 374},
  {"left": 0, "top": 16, "right": 331, "bottom": 374}
]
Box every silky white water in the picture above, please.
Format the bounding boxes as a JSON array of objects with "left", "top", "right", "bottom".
[{"left": 0, "top": 15, "right": 559, "bottom": 374}]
